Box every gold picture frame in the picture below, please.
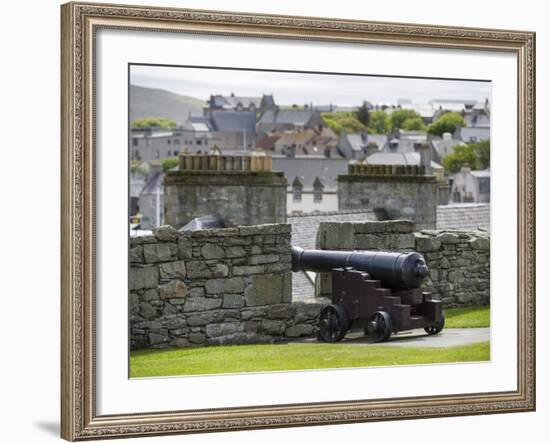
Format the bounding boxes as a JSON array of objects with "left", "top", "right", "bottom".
[{"left": 61, "top": 1, "right": 536, "bottom": 440}]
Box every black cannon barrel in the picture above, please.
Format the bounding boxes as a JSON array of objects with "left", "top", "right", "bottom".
[{"left": 291, "top": 246, "right": 429, "bottom": 289}]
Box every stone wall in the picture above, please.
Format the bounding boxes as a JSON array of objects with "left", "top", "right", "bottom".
[
  {"left": 130, "top": 224, "right": 322, "bottom": 350},
  {"left": 337, "top": 173, "right": 437, "bottom": 229},
  {"left": 316, "top": 220, "right": 490, "bottom": 307}
]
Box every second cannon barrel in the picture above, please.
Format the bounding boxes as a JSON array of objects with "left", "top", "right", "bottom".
[{"left": 291, "top": 246, "right": 429, "bottom": 289}]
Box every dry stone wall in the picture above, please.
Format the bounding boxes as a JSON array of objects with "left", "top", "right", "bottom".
[
  {"left": 316, "top": 220, "right": 490, "bottom": 307},
  {"left": 130, "top": 224, "right": 323, "bottom": 350}
]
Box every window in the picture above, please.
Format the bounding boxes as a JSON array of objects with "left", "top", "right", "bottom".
[
  {"left": 292, "top": 177, "right": 303, "bottom": 202},
  {"left": 132, "top": 138, "right": 138, "bottom": 146},
  {"left": 293, "top": 187, "right": 302, "bottom": 201},
  {"left": 478, "top": 177, "right": 490, "bottom": 194},
  {"left": 174, "top": 139, "right": 180, "bottom": 145},
  {"left": 167, "top": 139, "right": 172, "bottom": 145},
  {"left": 196, "top": 139, "right": 202, "bottom": 146},
  {"left": 313, "top": 189, "right": 323, "bottom": 202},
  {"left": 312, "top": 177, "right": 324, "bottom": 203}
]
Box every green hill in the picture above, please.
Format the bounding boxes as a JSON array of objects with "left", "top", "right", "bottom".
[{"left": 129, "top": 85, "right": 204, "bottom": 124}]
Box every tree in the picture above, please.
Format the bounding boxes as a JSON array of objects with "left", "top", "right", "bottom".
[
  {"left": 354, "top": 101, "right": 371, "bottom": 127},
  {"left": 390, "top": 109, "right": 422, "bottom": 130},
  {"left": 369, "top": 110, "right": 391, "bottom": 134},
  {"left": 402, "top": 117, "right": 426, "bottom": 131},
  {"left": 321, "top": 112, "right": 366, "bottom": 135},
  {"left": 442, "top": 139, "right": 490, "bottom": 174},
  {"left": 162, "top": 157, "right": 180, "bottom": 172},
  {"left": 132, "top": 117, "right": 177, "bottom": 129},
  {"left": 427, "top": 112, "right": 466, "bottom": 136}
]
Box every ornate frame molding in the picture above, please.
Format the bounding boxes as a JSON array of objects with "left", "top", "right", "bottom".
[{"left": 61, "top": 2, "right": 535, "bottom": 440}]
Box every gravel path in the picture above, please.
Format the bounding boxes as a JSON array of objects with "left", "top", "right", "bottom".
[{"left": 293, "top": 328, "right": 490, "bottom": 348}]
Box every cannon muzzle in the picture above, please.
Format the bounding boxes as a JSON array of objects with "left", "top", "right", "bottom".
[{"left": 291, "top": 246, "right": 429, "bottom": 289}]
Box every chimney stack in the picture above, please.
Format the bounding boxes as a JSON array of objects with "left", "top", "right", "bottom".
[{"left": 419, "top": 143, "right": 432, "bottom": 175}]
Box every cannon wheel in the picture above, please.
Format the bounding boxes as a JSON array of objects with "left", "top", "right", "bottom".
[
  {"left": 425, "top": 311, "right": 445, "bottom": 335},
  {"left": 318, "top": 304, "right": 349, "bottom": 343},
  {"left": 366, "top": 311, "right": 393, "bottom": 342}
]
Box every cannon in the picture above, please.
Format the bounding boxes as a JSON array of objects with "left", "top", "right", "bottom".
[{"left": 292, "top": 246, "right": 445, "bottom": 343}]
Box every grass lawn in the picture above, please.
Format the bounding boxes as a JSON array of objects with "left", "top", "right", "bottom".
[
  {"left": 130, "top": 341, "right": 490, "bottom": 378},
  {"left": 445, "top": 305, "right": 490, "bottom": 328}
]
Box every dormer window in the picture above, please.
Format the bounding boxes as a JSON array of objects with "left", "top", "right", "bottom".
[
  {"left": 292, "top": 177, "right": 303, "bottom": 202},
  {"left": 313, "top": 177, "right": 324, "bottom": 203}
]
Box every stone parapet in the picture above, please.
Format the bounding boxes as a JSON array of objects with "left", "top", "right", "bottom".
[
  {"left": 129, "top": 224, "right": 323, "bottom": 350},
  {"left": 315, "top": 220, "right": 490, "bottom": 307}
]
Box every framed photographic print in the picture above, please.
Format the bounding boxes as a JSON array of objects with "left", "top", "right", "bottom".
[{"left": 61, "top": 1, "right": 536, "bottom": 440}]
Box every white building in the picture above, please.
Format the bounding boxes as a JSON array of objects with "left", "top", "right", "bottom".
[
  {"left": 450, "top": 167, "right": 490, "bottom": 203},
  {"left": 272, "top": 155, "right": 348, "bottom": 214}
]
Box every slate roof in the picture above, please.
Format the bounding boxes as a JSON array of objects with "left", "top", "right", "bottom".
[
  {"left": 366, "top": 152, "right": 443, "bottom": 169},
  {"left": 430, "top": 99, "right": 477, "bottom": 112},
  {"left": 275, "top": 131, "right": 315, "bottom": 147},
  {"left": 344, "top": 133, "right": 368, "bottom": 152},
  {"left": 431, "top": 137, "right": 464, "bottom": 158},
  {"left": 471, "top": 169, "right": 491, "bottom": 178},
  {"left": 366, "top": 134, "right": 387, "bottom": 150},
  {"left": 401, "top": 103, "right": 436, "bottom": 118},
  {"left": 436, "top": 203, "right": 490, "bottom": 231},
  {"left": 210, "top": 111, "right": 256, "bottom": 133},
  {"left": 272, "top": 156, "right": 348, "bottom": 192},
  {"left": 258, "top": 109, "right": 318, "bottom": 126},
  {"left": 185, "top": 115, "right": 213, "bottom": 132},
  {"left": 464, "top": 112, "right": 491, "bottom": 128},
  {"left": 455, "top": 126, "right": 491, "bottom": 142},
  {"left": 209, "top": 94, "right": 262, "bottom": 109},
  {"left": 256, "top": 134, "right": 280, "bottom": 150}
]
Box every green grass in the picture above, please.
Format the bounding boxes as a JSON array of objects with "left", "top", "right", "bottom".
[
  {"left": 445, "top": 306, "right": 490, "bottom": 328},
  {"left": 130, "top": 341, "right": 490, "bottom": 378}
]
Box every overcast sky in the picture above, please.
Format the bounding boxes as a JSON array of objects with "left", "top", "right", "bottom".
[{"left": 130, "top": 64, "right": 491, "bottom": 107}]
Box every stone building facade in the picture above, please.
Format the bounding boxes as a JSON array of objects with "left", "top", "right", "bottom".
[
  {"left": 130, "top": 224, "right": 323, "bottom": 350},
  {"left": 316, "top": 220, "right": 490, "bottom": 307},
  {"left": 338, "top": 166, "right": 437, "bottom": 229}
]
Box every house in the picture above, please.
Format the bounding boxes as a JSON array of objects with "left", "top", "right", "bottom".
[
  {"left": 430, "top": 99, "right": 478, "bottom": 113},
  {"left": 255, "top": 133, "right": 281, "bottom": 151},
  {"left": 337, "top": 132, "right": 367, "bottom": 159},
  {"left": 381, "top": 131, "right": 440, "bottom": 162},
  {"left": 453, "top": 126, "right": 490, "bottom": 143},
  {"left": 272, "top": 155, "right": 348, "bottom": 214},
  {"left": 204, "top": 93, "right": 276, "bottom": 113},
  {"left": 450, "top": 167, "right": 490, "bottom": 203},
  {"left": 130, "top": 129, "right": 191, "bottom": 161},
  {"left": 129, "top": 168, "right": 147, "bottom": 217},
  {"left": 431, "top": 132, "right": 465, "bottom": 161},
  {"left": 272, "top": 128, "right": 339, "bottom": 157},
  {"left": 463, "top": 110, "right": 491, "bottom": 128},
  {"left": 182, "top": 111, "right": 258, "bottom": 151},
  {"left": 273, "top": 131, "right": 315, "bottom": 156},
  {"left": 257, "top": 108, "right": 325, "bottom": 133},
  {"left": 208, "top": 111, "right": 257, "bottom": 150},
  {"left": 305, "top": 134, "right": 339, "bottom": 157},
  {"left": 400, "top": 103, "right": 437, "bottom": 124},
  {"left": 138, "top": 163, "right": 165, "bottom": 230}
]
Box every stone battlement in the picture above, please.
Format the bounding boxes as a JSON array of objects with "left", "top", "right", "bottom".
[{"left": 178, "top": 153, "right": 273, "bottom": 172}]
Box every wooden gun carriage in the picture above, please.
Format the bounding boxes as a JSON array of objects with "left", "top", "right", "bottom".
[{"left": 291, "top": 247, "right": 445, "bottom": 342}]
